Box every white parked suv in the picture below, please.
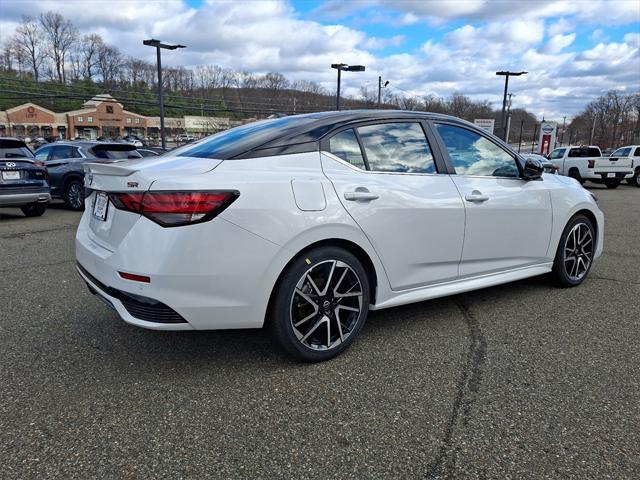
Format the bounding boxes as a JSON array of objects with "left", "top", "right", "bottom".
[
  {"left": 76, "top": 111, "right": 604, "bottom": 361},
  {"left": 549, "top": 145, "right": 634, "bottom": 189},
  {"left": 609, "top": 145, "right": 640, "bottom": 187}
]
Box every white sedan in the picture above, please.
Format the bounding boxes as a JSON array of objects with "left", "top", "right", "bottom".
[{"left": 76, "top": 111, "right": 604, "bottom": 362}]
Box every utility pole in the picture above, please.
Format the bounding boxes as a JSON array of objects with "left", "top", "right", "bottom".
[
  {"left": 496, "top": 71, "right": 527, "bottom": 141},
  {"left": 590, "top": 115, "right": 598, "bottom": 145},
  {"left": 518, "top": 119, "right": 524, "bottom": 152},
  {"left": 143, "top": 39, "right": 186, "bottom": 149},
  {"left": 531, "top": 122, "right": 538, "bottom": 153},
  {"left": 559, "top": 116, "right": 566, "bottom": 146},
  {"left": 331, "top": 63, "right": 366, "bottom": 111}
]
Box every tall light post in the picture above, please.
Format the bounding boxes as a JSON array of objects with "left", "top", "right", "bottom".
[
  {"left": 143, "top": 39, "right": 186, "bottom": 149},
  {"left": 496, "top": 70, "right": 527, "bottom": 141},
  {"left": 378, "top": 76, "right": 389, "bottom": 107},
  {"left": 331, "top": 63, "right": 365, "bottom": 111}
]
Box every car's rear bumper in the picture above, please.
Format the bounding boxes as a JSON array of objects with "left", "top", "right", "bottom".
[
  {"left": 75, "top": 209, "right": 282, "bottom": 331},
  {"left": 0, "top": 188, "right": 51, "bottom": 207}
]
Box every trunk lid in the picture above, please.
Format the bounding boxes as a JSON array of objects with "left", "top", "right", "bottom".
[{"left": 84, "top": 155, "right": 222, "bottom": 252}]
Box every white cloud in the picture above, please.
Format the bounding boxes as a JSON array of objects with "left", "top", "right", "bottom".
[
  {"left": 0, "top": 0, "right": 638, "bottom": 119},
  {"left": 544, "top": 33, "right": 576, "bottom": 53}
]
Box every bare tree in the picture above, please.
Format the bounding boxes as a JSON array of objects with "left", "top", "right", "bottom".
[
  {"left": 96, "top": 44, "right": 122, "bottom": 86},
  {"left": 11, "top": 16, "right": 45, "bottom": 81},
  {"left": 80, "top": 34, "right": 103, "bottom": 79},
  {"left": 39, "top": 11, "right": 77, "bottom": 83}
]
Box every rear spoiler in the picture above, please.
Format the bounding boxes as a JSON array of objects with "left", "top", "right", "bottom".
[
  {"left": 92, "top": 143, "right": 137, "bottom": 152},
  {"left": 84, "top": 161, "right": 137, "bottom": 177}
]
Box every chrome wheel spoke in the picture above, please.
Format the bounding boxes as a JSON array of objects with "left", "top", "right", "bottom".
[
  {"left": 290, "top": 259, "right": 363, "bottom": 351},
  {"left": 564, "top": 222, "right": 594, "bottom": 281}
]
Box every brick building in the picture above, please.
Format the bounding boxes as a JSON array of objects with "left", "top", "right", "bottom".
[{"left": 0, "top": 94, "right": 244, "bottom": 141}]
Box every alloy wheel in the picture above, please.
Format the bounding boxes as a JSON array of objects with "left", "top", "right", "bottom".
[
  {"left": 563, "top": 222, "right": 594, "bottom": 281},
  {"left": 289, "top": 259, "right": 363, "bottom": 351},
  {"left": 68, "top": 182, "right": 84, "bottom": 209}
]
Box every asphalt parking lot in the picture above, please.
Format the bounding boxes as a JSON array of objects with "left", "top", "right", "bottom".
[{"left": 1, "top": 185, "right": 638, "bottom": 479}]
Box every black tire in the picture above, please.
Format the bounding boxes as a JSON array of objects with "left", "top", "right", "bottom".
[
  {"left": 20, "top": 203, "right": 47, "bottom": 217},
  {"left": 628, "top": 171, "right": 640, "bottom": 187},
  {"left": 268, "top": 246, "right": 370, "bottom": 362},
  {"left": 605, "top": 180, "right": 620, "bottom": 189},
  {"left": 568, "top": 168, "right": 584, "bottom": 185},
  {"left": 64, "top": 178, "right": 85, "bottom": 210},
  {"left": 551, "top": 214, "right": 596, "bottom": 288}
]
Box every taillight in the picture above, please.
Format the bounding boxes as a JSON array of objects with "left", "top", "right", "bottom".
[
  {"left": 108, "top": 191, "right": 239, "bottom": 227},
  {"left": 34, "top": 161, "right": 45, "bottom": 167},
  {"left": 587, "top": 160, "right": 595, "bottom": 168}
]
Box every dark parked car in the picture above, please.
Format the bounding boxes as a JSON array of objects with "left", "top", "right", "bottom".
[
  {"left": 34, "top": 141, "right": 142, "bottom": 210},
  {"left": 0, "top": 138, "right": 50, "bottom": 217}
]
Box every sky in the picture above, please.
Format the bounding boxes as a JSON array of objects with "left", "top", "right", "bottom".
[{"left": 1, "top": 0, "right": 639, "bottom": 119}]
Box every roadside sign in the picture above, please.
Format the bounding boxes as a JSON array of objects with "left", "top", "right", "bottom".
[
  {"left": 474, "top": 119, "right": 495, "bottom": 134},
  {"left": 539, "top": 122, "right": 557, "bottom": 155}
]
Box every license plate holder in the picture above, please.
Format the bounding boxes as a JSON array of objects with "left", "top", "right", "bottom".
[
  {"left": 93, "top": 192, "right": 109, "bottom": 221},
  {"left": 2, "top": 171, "right": 20, "bottom": 181},
  {"left": 607, "top": 173, "right": 616, "bottom": 178}
]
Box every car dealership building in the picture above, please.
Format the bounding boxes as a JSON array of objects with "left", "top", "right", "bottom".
[{"left": 0, "top": 94, "right": 240, "bottom": 140}]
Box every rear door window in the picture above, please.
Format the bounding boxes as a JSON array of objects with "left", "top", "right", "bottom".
[
  {"left": 356, "top": 122, "right": 436, "bottom": 174},
  {"left": 634, "top": 147, "right": 640, "bottom": 157},
  {"left": 329, "top": 129, "right": 366, "bottom": 169}
]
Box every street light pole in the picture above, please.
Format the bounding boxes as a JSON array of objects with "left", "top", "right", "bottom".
[
  {"left": 496, "top": 70, "right": 527, "bottom": 141},
  {"left": 331, "top": 63, "right": 366, "bottom": 111},
  {"left": 336, "top": 67, "right": 342, "bottom": 110},
  {"left": 143, "top": 39, "right": 186, "bottom": 149},
  {"left": 377, "top": 76, "right": 389, "bottom": 107}
]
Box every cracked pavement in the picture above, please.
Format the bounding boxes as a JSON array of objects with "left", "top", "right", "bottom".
[{"left": 1, "top": 185, "right": 639, "bottom": 479}]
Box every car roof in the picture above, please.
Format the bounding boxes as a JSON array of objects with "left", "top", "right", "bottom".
[{"left": 189, "top": 110, "right": 483, "bottom": 159}]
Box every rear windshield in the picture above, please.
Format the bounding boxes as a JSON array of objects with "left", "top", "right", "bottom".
[
  {"left": 568, "top": 147, "right": 601, "bottom": 157},
  {"left": 172, "top": 116, "right": 320, "bottom": 159},
  {"left": 0, "top": 147, "right": 34, "bottom": 159}
]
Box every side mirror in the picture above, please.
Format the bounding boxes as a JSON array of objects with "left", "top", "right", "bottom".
[{"left": 523, "top": 158, "right": 544, "bottom": 180}]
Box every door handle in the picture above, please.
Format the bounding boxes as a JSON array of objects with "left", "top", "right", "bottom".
[
  {"left": 465, "top": 192, "right": 489, "bottom": 203},
  {"left": 344, "top": 191, "right": 379, "bottom": 202}
]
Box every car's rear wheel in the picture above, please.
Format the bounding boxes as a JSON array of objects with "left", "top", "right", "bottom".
[
  {"left": 269, "top": 246, "right": 370, "bottom": 362},
  {"left": 627, "top": 171, "right": 640, "bottom": 187},
  {"left": 605, "top": 180, "right": 620, "bottom": 189},
  {"left": 551, "top": 215, "right": 595, "bottom": 287},
  {"left": 64, "top": 179, "right": 85, "bottom": 210},
  {"left": 21, "top": 203, "right": 47, "bottom": 217},
  {"left": 568, "top": 168, "right": 584, "bottom": 185}
]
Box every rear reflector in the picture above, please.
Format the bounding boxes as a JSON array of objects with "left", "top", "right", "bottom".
[
  {"left": 108, "top": 190, "right": 239, "bottom": 227},
  {"left": 118, "top": 271, "right": 151, "bottom": 283}
]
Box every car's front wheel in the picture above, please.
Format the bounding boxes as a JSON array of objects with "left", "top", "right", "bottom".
[
  {"left": 21, "top": 203, "right": 47, "bottom": 217},
  {"left": 551, "top": 214, "right": 596, "bottom": 287},
  {"left": 64, "top": 179, "right": 85, "bottom": 210},
  {"left": 627, "top": 171, "right": 640, "bottom": 187},
  {"left": 269, "top": 246, "right": 370, "bottom": 362}
]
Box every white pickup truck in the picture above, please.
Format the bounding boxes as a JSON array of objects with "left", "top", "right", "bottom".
[
  {"left": 548, "top": 145, "right": 634, "bottom": 189},
  {"left": 609, "top": 145, "right": 640, "bottom": 188}
]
